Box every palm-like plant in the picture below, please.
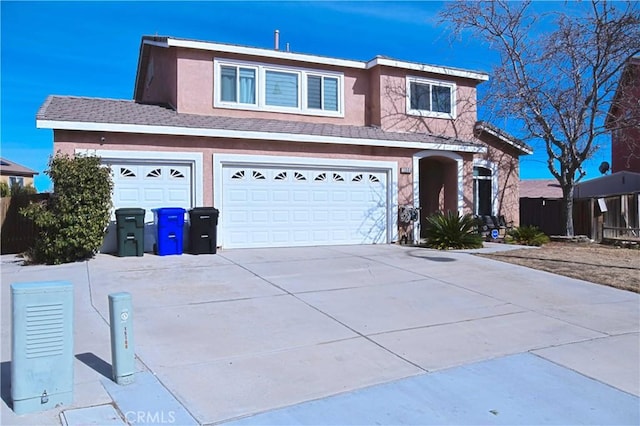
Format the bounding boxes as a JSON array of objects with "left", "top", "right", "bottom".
[{"left": 424, "top": 211, "right": 483, "bottom": 250}]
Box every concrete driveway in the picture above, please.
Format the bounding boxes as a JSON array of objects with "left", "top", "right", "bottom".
[{"left": 1, "top": 244, "right": 638, "bottom": 425}]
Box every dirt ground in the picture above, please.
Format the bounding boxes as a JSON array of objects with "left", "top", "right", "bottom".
[{"left": 477, "top": 242, "right": 640, "bottom": 293}]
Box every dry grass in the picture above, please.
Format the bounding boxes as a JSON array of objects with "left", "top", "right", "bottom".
[{"left": 477, "top": 242, "right": 640, "bottom": 293}]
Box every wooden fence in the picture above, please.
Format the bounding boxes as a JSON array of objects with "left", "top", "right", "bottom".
[
  {"left": 1, "top": 194, "right": 50, "bottom": 254},
  {"left": 521, "top": 193, "right": 639, "bottom": 241}
]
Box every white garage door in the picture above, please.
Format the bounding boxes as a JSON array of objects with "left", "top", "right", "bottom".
[
  {"left": 222, "top": 166, "right": 388, "bottom": 248},
  {"left": 110, "top": 163, "right": 193, "bottom": 221}
]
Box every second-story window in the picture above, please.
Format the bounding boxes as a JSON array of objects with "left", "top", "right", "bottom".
[
  {"left": 307, "top": 75, "right": 338, "bottom": 111},
  {"left": 214, "top": 58, "right": 344, "bottom": 117},
  {"left": 221, "top": 65, "right": 256, "bottom": 104},
  {"left": 265, "top": 70, "right": 299, "bottom": 107},
  {"left": 406, "top": 76, "right": 456, "bottom": 119}
]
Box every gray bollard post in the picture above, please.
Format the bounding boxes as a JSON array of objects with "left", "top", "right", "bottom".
[{"left": 108, "top": 292, "right": 135, "bottom": 385}]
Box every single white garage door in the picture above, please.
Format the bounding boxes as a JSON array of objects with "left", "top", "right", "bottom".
[
  {"left": 222, "top": 166, "right": 388, "bottom": 248},
  {"left": 110, "top": 162, "right": 193, "bottom": 221}
]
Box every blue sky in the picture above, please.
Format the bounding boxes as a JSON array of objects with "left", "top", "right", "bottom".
[{"left": 1, "top": 1, "right": 614, "bottom": 191}]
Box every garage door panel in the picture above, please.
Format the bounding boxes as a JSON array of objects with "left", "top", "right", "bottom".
[
  {"left": 313, "top": 191, "right": 329, "bottom": 202},
  {"left": 143, "top": 189, "right": 164, "bottom": 203},
  {"left": 252, "top": 191, "right": 269, "bottom": 202},
  {"left": 228, "top": 189, "right": 248, "bottom": 202},
  {"left": 332, "top": 191, "right": 348, "bottom": 202},
  {"left": 116, "top": 188, "right": 140, "bottom": 203},
  {"left": 227, "top": 210, "right": 249, "bottom": 223},
  {"left": 168, "top": 189, "right": 189, "bottom": 202},
  {"left": 272, "top": 190, "right": 289, "bottom": 202},
  {"left": 292, "top": 191, "right": 309, "bottom": 202},
  {"left": 252, "top": 231, "right": 269, "bottom": 244},
  {"left": 272, "top": 211, "right": 289, "bottom": 222},
  {"left": 272, "top": 231, "right": 289, "bottom": 243},
  {"left": 251, "top": 211, "right": 269, "bottom": 222}
]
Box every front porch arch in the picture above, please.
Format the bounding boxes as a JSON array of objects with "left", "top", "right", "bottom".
[{"left": 412, "top": 150, "right": 464, "bottom": 241}]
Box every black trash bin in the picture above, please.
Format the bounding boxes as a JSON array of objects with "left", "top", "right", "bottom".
[
  {"left": 115, "top": 208, "right": 145, "bottom": 257},
  {"left": 189, "top": 207, "right": 219, "bottom": 254}
]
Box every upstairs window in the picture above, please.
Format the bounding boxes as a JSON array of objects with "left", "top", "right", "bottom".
[
  {"left": 265, "top": 70, "right": 299, "bottom": 107},
  {"left": 214, "top": 59, "right": 343, "bottom": 117},
  {"left": 407, "top": 76, "right": 456, "bottom": 119},
  {"left": 220, "top": 65, "right": 256, "bottom": 104},
  {"left": 307, "top": 75, "right": 338, "bottom": 111}
]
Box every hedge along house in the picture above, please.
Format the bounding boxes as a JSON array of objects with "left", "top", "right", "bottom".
[{"left": 36, "top": 35, "right": 532, "bottom": 252}]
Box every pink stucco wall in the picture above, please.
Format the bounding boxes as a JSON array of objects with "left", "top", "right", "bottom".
[
  {"left": 173, "top": 48, "right": 369, "bottom": 126},
  {"left": 53, "top": 130, "right": 415, "bottom": 208},
  {"left": 376, "top": 66, "right": 479, "bottom": 140},
  {"left": 138, "top": 46, "right": 481, "bottom": 138}
]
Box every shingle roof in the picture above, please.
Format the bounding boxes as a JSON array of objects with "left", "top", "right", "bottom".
[
  {"left": 519, "top": 179, "right": 563, "bottom": 198},
  {"left": 0, "top": 158, "right": 38, "bottom": 176},
  {"left": 37, "top": 95, "right": 485, "bottom": 150}
]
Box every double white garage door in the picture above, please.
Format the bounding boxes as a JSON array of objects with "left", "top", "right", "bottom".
[
  {"left": 109, "top": 159, "right": 390, "bottom": 249},
  {"left": 221, "top": 166, "right": 389, "bottom": 248}
]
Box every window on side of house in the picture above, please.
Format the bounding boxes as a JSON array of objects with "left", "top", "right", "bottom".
[
  {"left": 214, "top": 59, "right": 343, "bottom": 117},
  {"left": 407, "top": 77, "right": 456, "bottom": 119},
  {"left": 9, "top": 176, "right": 24, "bottom": 188},
  {"left": 473, "top": 166, "right": 492, "bottom": 216}
]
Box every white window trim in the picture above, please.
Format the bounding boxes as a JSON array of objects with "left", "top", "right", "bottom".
[
  {"left": 473, "top": 159, "right": 498, "bottom": 216},
  {"left": 406, "top": 76, "right": 456, "bottom": 120},
  {"left": 213, "top": 58, "right": 344, "bottom": 118}
]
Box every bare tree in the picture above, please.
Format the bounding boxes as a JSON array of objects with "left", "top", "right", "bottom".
[{"left": 441, "top": 0, "right": 640, "bottom": 236}]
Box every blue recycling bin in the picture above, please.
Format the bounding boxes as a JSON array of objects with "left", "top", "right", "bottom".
[{"left": 152, "top": 207, "right": 186, "bottom": 256}]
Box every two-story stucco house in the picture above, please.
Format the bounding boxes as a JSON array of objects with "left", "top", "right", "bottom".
[{"left": 36, "top": 35, "right": 531, "bottom": 251}]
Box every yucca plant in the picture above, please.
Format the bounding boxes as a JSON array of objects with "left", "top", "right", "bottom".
[
  {"left": 506, "top": 225, "right": 550, "bottom": 246},
  {"left": 423, "top": 211, "right": 483, "bottom": 250}
]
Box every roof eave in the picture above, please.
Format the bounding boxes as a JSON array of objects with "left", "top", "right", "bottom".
[
  {"left": 36, "top": 119, "right": 486, "bottom": 154},
  {"left": 474, "top": 122, "right": 533, "bottom": 155},
  {"left": 366, "top": 57, "right": 489, "bottom": 82},
  {"left": 141, "top": 36, "right": 489, "bottom": 82}
]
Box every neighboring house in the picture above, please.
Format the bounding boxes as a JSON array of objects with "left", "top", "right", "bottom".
[
  {"left": 520, "top": 172, "right": 640, "bottom": 240},
  {"left": 36, "top": 35, "right": 531, "bottom": 251},
  {"left": 574, "top": 171, "right": 640, "bottom": 242},
  {"left": 519, "top": 179, "right": 565, "bottom": 236},
  {"left": 0, "top": 157, "right": 38, "bottom": 191},
  {"left": 606, "top": 56, "right": 640, "bottom": 173}
]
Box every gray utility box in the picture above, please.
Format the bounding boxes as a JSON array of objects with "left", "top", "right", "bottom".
[{"left": 11, "top": 281, "right": 74, "bottom": 415}]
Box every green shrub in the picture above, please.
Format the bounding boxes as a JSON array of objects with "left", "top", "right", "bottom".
[
  {"left": 1, "top": 182, "right": 37, "bottom": 197},
  {"left": 20, "top": 153, "right": 113, "bottom": 264},
  {"left": 0, "top": 182, "right": 8, "bottom": 197},
  {"left": 424, "top": 211, "right": 484, "bottom": 250},
  {"left": 506, "top": 225, "right": 550, "bottom": 246}
]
